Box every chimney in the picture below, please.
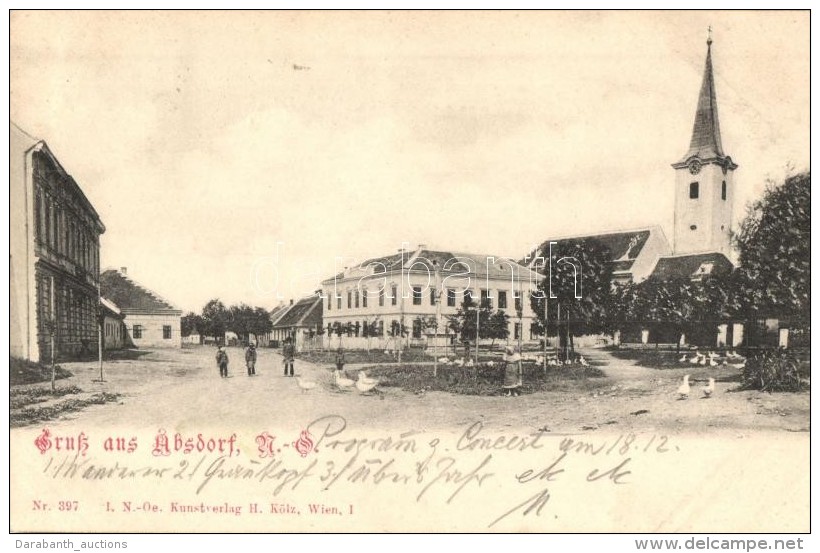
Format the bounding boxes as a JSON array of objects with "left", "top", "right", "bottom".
[
  {"left": 120, "top": 267, "right": 128, "bottom": 275},
  {"left": 290, "top": 299, "right": 294, "bottom": 306},
  {"left": 418, "top": 244, "right": 427, "bottom": 250}
]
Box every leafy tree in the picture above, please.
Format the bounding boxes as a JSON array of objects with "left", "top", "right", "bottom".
[
  {"left": 734, "top": 171, "right": 810, "bottom": 341},
  {"left": 181, "top": 312, "right": 205, "bottom": 340},
  {"left": 485, "top": 310, "right": 510, "bottom": 348},
  {"left": 530, "top": 238, "right": 614, "bottom": 357},
  {"left": 201, "top": 299, "right": 228, "bottom": 342}
]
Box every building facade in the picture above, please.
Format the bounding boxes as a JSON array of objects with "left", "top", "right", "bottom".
[
  {"left": 10, "top": 122, "right": 105, "bottom": 362},
  {"left": 321, "top": 245, "right": 543, "bottom": 349},
  {"left": 100, "top": 297, "right": 127, "bottom": 350},
  {"left": 100, "top": 268, "right": 182, "bottom": 348}
]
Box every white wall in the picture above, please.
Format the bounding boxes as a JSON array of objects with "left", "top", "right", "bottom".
[{"left": 123, "top": 312, "right": 182, "bottom": 348}]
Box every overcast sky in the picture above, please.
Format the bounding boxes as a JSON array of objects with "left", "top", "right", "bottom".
[{"left": 10, "top": 11, "right": 809, "bottom": 313}]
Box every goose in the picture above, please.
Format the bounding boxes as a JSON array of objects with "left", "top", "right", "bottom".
[
  {"left": 676, "top": 374, "right": 691, "bottom": 400},
  {"left": 709, "top": 358, "right": 718, "bottom": 367},
  {"left": 548, "top": 358, "right": 559, "bottom": 366},
  {"left": 465, "top": 359, "right": 475, "bottom": 368},
  {"left": 564, "top": 359, "right": 572, "bottom": 366},
  {"left": 699, "top": 355, "right": 708, "bottom": 366},
  {"left": 487, "top": 360, "right": 494, "bottom": 367},
  {"left": 355, "top": 372, "right": 379, "bottom": 394},
  {"left": 454, "top": 358, "right": 464, "bottom": 367},
  {"left": 579, "top": 356, "right": 590, "bottom": 367},
  {"left": 437, "top": 357, "right": 450, "bottom": 364},
  {"left": 297, "top": 377, "right": 317, "bottom": 394},
  {"left": 689, "top": 351, "right": 702, "bottom": 365},
  {"left": 333, "top": 370, "right": 355, "bottom": 390},
  {"left": 678, "top": 353, "right": 688, "bottom": 363},
  {"left": 702, "top": 377, "right": 715, "bottom": 398},
  {"left": 535, "top": 355, "right": 544, "bottom": 365}
]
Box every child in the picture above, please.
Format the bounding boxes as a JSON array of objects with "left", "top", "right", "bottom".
[
  {"left": 216, "top": 346, "right": 229, "bottom": 378},
  {"left": 335, "top": 348, "right": 346, "bottom": 373}
]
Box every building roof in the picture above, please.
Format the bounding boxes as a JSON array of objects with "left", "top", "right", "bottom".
[
  {"left": 100, "top": 297, "right": 123, "bottom": 318},
  {"left": 100, "top": 269, "right": 181, "bottom": 313},
  {"left": 675, "top": 38, "right": 736, "bottom": 169},
  {"left": 11, "top": 121, "right": 106, "bottom": 233},
  {"left": 271, "top": 295, "right": 323, "bottom": 329},
  {"left": 324, "top": 245, "right": 542, "bottom": 284},
  {"left": 524, "top": 227, "right": 656, "bottom": 275},
  {"left": 649, "top": 251, "right": 733, "bottom": 281}
]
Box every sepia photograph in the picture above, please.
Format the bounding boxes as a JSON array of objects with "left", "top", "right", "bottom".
[{"left": 7, "top": 10, "right": 810, "bottom": 537}]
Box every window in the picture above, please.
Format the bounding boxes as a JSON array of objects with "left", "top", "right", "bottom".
[
  {"left": 328, "top": 294, "right": 332, "bottom": 311},
  {"left": 354, "top": 290, "right": 360, "bottom": 308},
  {"left": 514, "top": 323, "right": 521, "bottom": 340},
  {"left": 133, "top": 325, "right": 143, "bottom": 339},
  {"left": 689, "top": 182, "right": 699, "bottom": 199},
  {"left": 498, "top": 290, "right": 507, "bottom": 309},
  {"left": 362, "top": 289, "right": 368, "bottom": 308},
  {"left": 378, "top": 320, "right": 384, "bottom": 336},
  {"left": 721, "top": 180, "right": 727, "bottom": 200},
  {"left": 379, "top": 288, "right": 385, "bottom": 307},
  {"left": 480, "top": 289, "right": 492, "bottom": 309},
  {"left": 430, "top": 288, "right": 437, "bottom": 306},
  {"left": 163, "top": 325, "right": 172, "bottom": 339},
  {"left": 337, "top": 296, "right": 342, "bottom": 310},
  {"left": 412, "top": 318, "right": 422, "bottom": 338},
  {"left": 412, "top": 286, "right": 422, "bottom": 306},
  {"left": 447, "top": 288, "right": 456, "bottom": 307},
  {"left": 515, "top": 296, "right": 522, "bottom": 312},
  {"left": 347, "top": 291, "right": 352, "bottom": 309},
  {"left": 391, "top": 285, "right": 398, "bottom": 306},
  {"left": 463, "top": 290, "right": 473, "bottom": 304}
]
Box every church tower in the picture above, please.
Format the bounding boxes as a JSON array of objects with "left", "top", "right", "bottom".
[{"left": 671, "top": 34, "right": 737, "bottom": 256}]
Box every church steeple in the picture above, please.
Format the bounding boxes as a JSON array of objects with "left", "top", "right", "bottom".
[
  {"left": 671, "top": 32, "right": 737, "bottom": 257},
  {"left": 684, "top": 34, "right": 724, "bottom": 160}
]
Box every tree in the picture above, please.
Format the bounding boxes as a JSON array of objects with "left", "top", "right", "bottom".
[
  {"left": 181, "top": 312, "right": 205, "bottom": 341},
  {"left": 485, "top": 310, "right": 510, "bottom": 348},
  {"left": 530, "top": 238, "right": 614, "bottom": 358},
  {"left": 734, "top": 171, "right": 810, "bottom": 340},
  {"left": 201, "top": 299, "right": 228, "bottom": 343}
]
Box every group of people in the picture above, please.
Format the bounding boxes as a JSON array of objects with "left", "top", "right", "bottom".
[{"left": 214, "top": 338, "right": 296, "bottom": 378}]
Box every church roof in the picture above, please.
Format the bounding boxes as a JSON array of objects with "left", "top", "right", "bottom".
[
  {"left": 650, "top": 251, "right": 733, "bottom": 281},
  {"left": 524, "top": 228, "right": 657, "bottom": 275},
  {"left": 676, "top": 37, "right": 735, "bottom": 167}
]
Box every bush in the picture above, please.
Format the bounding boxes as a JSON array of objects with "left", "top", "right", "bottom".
[
  {"left": 10, "top": 356, "right": 73, "bottom": 386},
  {"left": 740, "top": 348, "right": 809, "bottom": 392}
]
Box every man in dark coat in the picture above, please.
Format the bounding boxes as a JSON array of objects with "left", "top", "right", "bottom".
[
  {"left": 245, "top": 342, "right": 257, "bottom": 376},
  {"left": 216, "top": 346, "right": 229, "bottom": 378},
  {"left": 282, "top": 337, "right": 295, "bottom": 377}
]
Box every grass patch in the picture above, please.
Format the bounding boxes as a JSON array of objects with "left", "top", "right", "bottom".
[
  {"left": 355, "top": 361, "right": 607, "bottom": 396},
  {"left": 9, "top": 386, "right": 84, "bottom": 409},
  {"left": 10, "top": 357, "right": 73, "bottom": 386},
  {"left": 299, "top": 348, "right": 433, "bottom": 366},
  {"left": 10, "top": 392, "right": 122, "bottom": 428}
]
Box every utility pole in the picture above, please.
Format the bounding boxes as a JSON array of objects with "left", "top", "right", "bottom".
[
  {"left": 433, "top": 261, "right": 441, "bottom": 378},
  {"left": 97, "top": 281, "right": 104, "bottom": 383},
  {"left": 50, "top": 276, "right": 56, "bottom": 392}
]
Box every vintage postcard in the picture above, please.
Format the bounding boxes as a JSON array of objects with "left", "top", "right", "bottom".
[{"left": 8, "top": 11, "right": 810, "bottom": 535}]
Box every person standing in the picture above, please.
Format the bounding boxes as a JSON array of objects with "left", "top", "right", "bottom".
[
  {"left": 245, "top": 342, "right": 257, "bottom": 376},
  {"left": 282, "top": 337, "right": 295, "bottom": 377},
  {"left": 501, "top": 345, "right": 522, "bottom": 397},
  {"left": 335, "top": 347, "right": 346, "bottom": 372},
  {"left": 216, "top": 345, "right": 229, "bottom": 378}
]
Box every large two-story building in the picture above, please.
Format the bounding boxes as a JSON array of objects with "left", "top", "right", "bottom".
[
  {"left": 10, "top": 122, "right": 105, "bottom": 362},
  {"left": 321, "top": 244, "right": 544, "bottom": 349}
]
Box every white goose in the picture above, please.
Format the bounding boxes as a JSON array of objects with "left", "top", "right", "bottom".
[
  {"left": 297, "top": 377, "right": 317, "bottom": 394},
  {"left": 355, "top": 371, "right": 379, "bottom": 394},
  {"left": 702, "top": 377, "right": 715, "bottom": 398},
  {"left": 676, "top": 374, "right": 691, "bottom": 400},
  {"left": 333, "top": 370, "right": 355, "bottom": 390}
]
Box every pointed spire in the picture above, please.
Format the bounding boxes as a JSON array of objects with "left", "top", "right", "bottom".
[{"left": 680, "top": 32, "right": 725, "bottom": 162}]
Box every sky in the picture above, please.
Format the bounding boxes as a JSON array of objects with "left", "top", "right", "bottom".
[{"left": 9, "top": 11, "right": 810, "bottom": 313}]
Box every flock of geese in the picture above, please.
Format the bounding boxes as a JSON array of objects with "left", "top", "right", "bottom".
[
  {"left": 675, "top": 350, "right": 746, "bottom": 400},
  {"left": 296, "top": 370, "right": 380, "bottom": 395}
]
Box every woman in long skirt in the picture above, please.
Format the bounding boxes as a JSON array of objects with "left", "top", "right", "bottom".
[{"left": 501, "top": 346, "right": 522, "bottom": 397}]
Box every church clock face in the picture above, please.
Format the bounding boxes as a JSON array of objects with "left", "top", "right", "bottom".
[{"left": 688, "top": 159, "right": 702, "bottom": 175}]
